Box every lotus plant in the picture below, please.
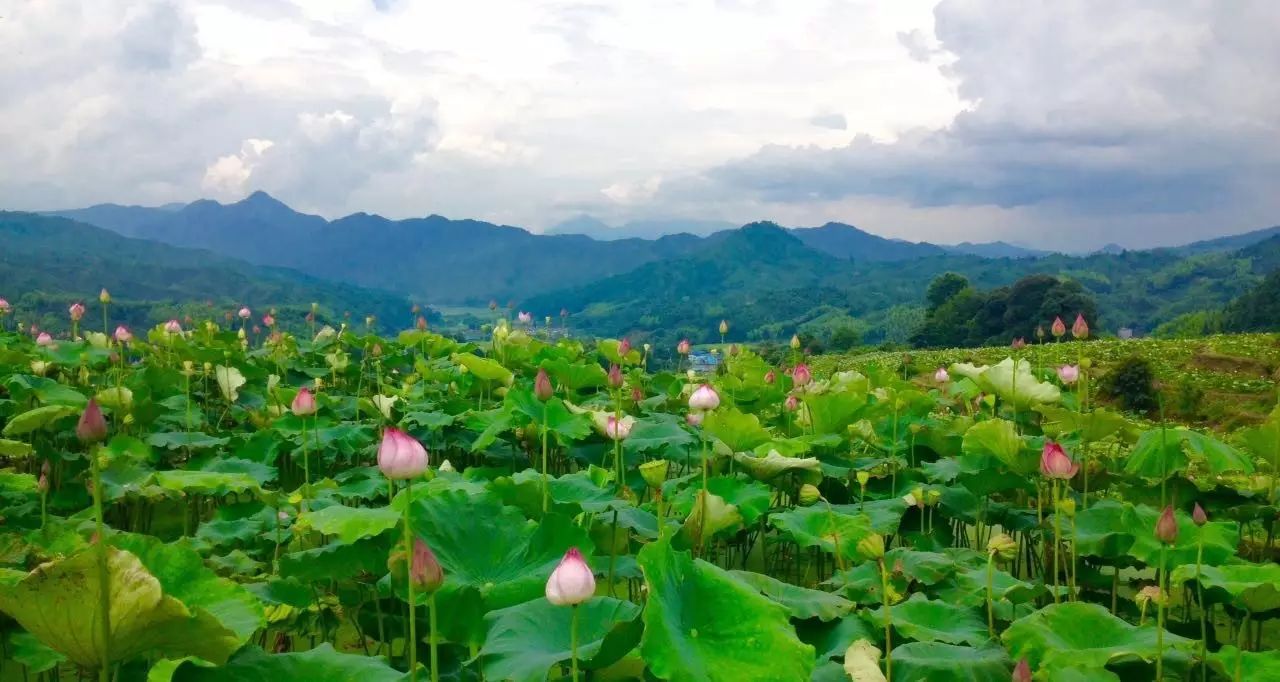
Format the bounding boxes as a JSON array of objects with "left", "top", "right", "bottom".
[
  {"left": 535, "top": 368, "right": 554, "bottom": 511},
  {"left": 77, "top": 399, "right": 111, "bottom": 680},
  {"left": 1057, "top": 364, "right": 1079, "bottom": 385},
  {"left": 98, "top": 288, "right": 110, "bottom": 334},
  {"left": 547, "top": 547, "right": 595, "bottom": 682},
  {"left": 378, "top": 427, "right": 428, "bottom": 681},
  {"left": 1192, "top": 502, "right": 1208, "bottom": 680},
  {"left": 1154, "top": 504, "right": 1178, "bottom": 679},
  {"left": 1041, "top": 441, "right": 1077, "bottom": 601}
]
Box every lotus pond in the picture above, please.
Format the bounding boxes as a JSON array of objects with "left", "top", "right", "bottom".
[{"left": 1, "top": 318, "right": 1279, "bottom": 681}]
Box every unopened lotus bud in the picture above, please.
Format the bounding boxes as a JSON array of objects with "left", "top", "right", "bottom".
[
  {"left": 1056, "top": 496, "right": 1076, "bottom": 518},
  {"left": 639, "top": 460, "right": 669, "bottom": 490},
  {"left": 1155, "top": 505, "right": 1178, "bottom": 545},
  {"left": 856, "top": 471, "right": 870, "bottom": 486},
  {"left": 1072, "top": 314, "right": 1089, "bottom": 340},
  {"left": 76, "top": 398, "right": 108, "bottom": 443},
  {"left": 857, "top": 533, "right": 885, "bottom": 560},
  {"left": 677, "top": 339, "right": 691, "bottom": 355},
  {"left": 798, "top": 484, "right": 821, "bottom": 506},
  {"left": 987, "top": 533, "right": 1018, "bottom": 562},
  {"left": 98, "top": 288, "right": 111, "bottom": 304},
  {"left": 718, "top": 319, "right": 729, "bottom": 336},
  {"left": 1192, "top": 502, "right": 1208, "bottom": 527},
  {"left": 764, "top": 370, "right": 776, "bottom": 384},
  {"left": 784, "top": 394, "right": 800, "bottom": 412},
  {"left": 1137, "top": 584, "right": 1167, "bottom": 607},
  {"left": 389, "top": 538, "right": 445, "bottom": 595},
  {"left": 631, "top": 386, "right": 644, "bottom": 403},
  {"left": 790, "top": 334, "right": 801, "bottom": 350},
  {"left": 607, "top": 364, "right": 623, "bottom": 388},
  {"left": 1080, "top": 357, "right": 1092, "bottom": 370},
  {"left": 924, "top": 489, "right": 941, "bottom": 506},
  {"left": 203, "top": 361, "right": 213, "bottom": 372},
  {"left": 618, "top": 338, "right": 631, "bottom": 357},
  {"left": 1012, "top": 658, "right": 1032, "bottom": 682},
  {"left": 182, "top": 360, "right": 195, "bottom": 376},
  {"left": 439, "top": 459, "right": 455, "bottom": 472}
]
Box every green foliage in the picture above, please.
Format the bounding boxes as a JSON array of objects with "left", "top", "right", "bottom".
[{"left": 1100, "top": 355, "right": 1158, "bottom": 413}]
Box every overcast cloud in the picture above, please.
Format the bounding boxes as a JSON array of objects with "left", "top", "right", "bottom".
[{"left": 1, "top": 0, "right": 1277, "bottom": 248}]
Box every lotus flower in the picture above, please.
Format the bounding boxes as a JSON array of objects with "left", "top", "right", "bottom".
[
  {"left": 390, "top": 538, "right": 445, "bottom": 595},
  {"left": 1057, "top": 364, "right": 1080, "bottom": 384},
  {"left": 416, "top": 315, "right": 427, "bottom": 330},
  {"left": 1012, "top": 658, "right": 1032, "bottom": 682},
  {"left": 98, "top": 288, "right": 111, "bottom": 304},
  {"left": 1051, "top": 316, "right": 1066, "bottom": 337},
  {"left": 685, "top": 411, "right": 703, "bottom": 427},
  {"left": 689, "top": 384, "right": 720, "bottom": 411},
  {"left": 113, "top": 325, "right": 132, "bottom": 343},
  {"left": 607, "top": 364, "right": 624, "bottom": 388},
  {"left": 790, "top": 334, "right": 801, "bottom": 350},
  {"left": 718, "top": 319, "right": 729, "bottom": 336},
  {"left": 545, "top": 547, "right": 595, "bottom": 606},
  {"left": 618, "top": 338, "right": 631, "bottom": 356},
  {"left": 377, "top": 427, "right": 428, "bottom": 480},
  {"left": 1035, "top": 324, "right": 1045, "bottom": 340},
  {"left": 1039, "top": 441, "right": 1078, "bottom": 479},
  {"left": 677, "top": 339, "right": 691, "bottom": 355},
  {"left": 792, "top": 363, "right": 812, "bottom": 387},
  {"left": 291, "top": 387, "right": 317, "bottom": 416},
  {"left": 164, "top": 319, "right": 183, "bottom": 334},
  {"left": 605, "top": 415, "right": 632, "bottom": 441},
  {"left": 1011, "top": 337, "right": 1027, "bottom": 350},
  {"left": 76, "top": 398, "right": 108, "bottom": 443},
  {"left": 534, "top": 368, "right": 554, "bottom": 401},
  {"left": 35, "top": 332, "right": 53, "bottom": 346},
  {"left": 0, "top": 298, "right": 10, "bottom": 313},
  {"left": 1072, "top": 313, "right": 1089, "bottom": 339},
  {"left": 68, "top": 302, "right": 85, "bottom": 321},
  {"left": 1155, "top": 505, "right": 1178, "bottom": 544},
  {"left": 934, "top": 367, "right": 949, "bottom": 383},
  {"left": 764, "top": 370, "right": 776, "bottom": 384},
  {"left": 262, "top": 314, "right": 275, "bottom": 327},
  {"left": 1192, "top": 502, "right": 1207, "bottom": 527},
  {"left": 238, "top": 307, "right": 251, "bottom": 319},
  {"left": 518, "top": 311, "right": 533, "bottom": 324},
  {"left": 784, "top": 394, "right": 800, "bottom": 412}
]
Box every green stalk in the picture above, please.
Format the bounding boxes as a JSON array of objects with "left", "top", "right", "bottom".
[
  {"left": 1052, "top": 480, "right": 1061, "bottom": 603},
  {"left": 1196, "top": 532, "right": 1207, "bottom": 682},
  {"left": 402, "top": 478, "right": 418, "bottom": 682},
  {"left": 608, "top": 509, "right": 619, "bottom": 595},
  {"left": 541, "top": 401, "right": 550, "bottom": 513},
  {"left": 880, "top": 558, "right": 893, "bottom": 681},
  {"left": 300, "top": 418, "right": 310, "bottom": 513},
  {"left": 570, "top": 604, "right": 581, "bottom": 682},
  {"left": 102, "top": 302, "right": 109, "bottom": 335},
  {"left": 698, "top": 430, "right": 710, "bottom": 556},
  {"left": 1156, "top": 543, "right": 1167, "bottom": 681},
  {"left": 1069, "top": 511, "right": 1078, "bottom": 602},
  {"left": 91, "top": 445, "right": 112, "bottom": 682},
  {"left": 986, "top": 553, "right": 996, "bottom": 638},
  {"left": 428, "top": 593, "right": 439, "bottom": 682},
  {"left": 1235, "top": 612, "right": 1250, "bottom": 681}
]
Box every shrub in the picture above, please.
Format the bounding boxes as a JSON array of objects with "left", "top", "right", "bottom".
[{"left": 1101, "top": 355, "right": 1159, "bottom": 413}]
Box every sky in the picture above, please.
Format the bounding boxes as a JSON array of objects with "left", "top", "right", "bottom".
[{"left": 2, "top": 0, "right": 1278, "bottom": 250}]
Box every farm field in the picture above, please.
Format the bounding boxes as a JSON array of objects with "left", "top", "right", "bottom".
[{"left": 1, "top": 310, "right": 1279, "bottom": 681}]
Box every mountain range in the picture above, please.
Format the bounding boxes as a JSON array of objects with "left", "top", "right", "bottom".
[{"left": 28, "top": 191, "right": 1280, "bottom": 347}]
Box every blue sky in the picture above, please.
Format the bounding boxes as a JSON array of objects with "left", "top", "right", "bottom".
[{"left": 1, "top": 0, "right": 1277, "bottom": 250}]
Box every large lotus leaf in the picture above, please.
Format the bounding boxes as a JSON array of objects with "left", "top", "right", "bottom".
[
  {"left": 732, "top": 450, "right": 823, "bottom": 486},
  {"left": 623, "top": 414, "right": 696, "bottom": 455},
  {"left": 796, "top": 615, "right": 881, "bottom": 662},
  {"left": 542, "top": 357, "right": 608, "bottom": 392},
  {"left": 1171, "top": 563, "right": 1280, "bottom": 613},
  {"left": 728, "top": 570, "right": 854, "bottom": 621},
  {"left": 0, "top": 547, "right": 242, "bottom": 668},
  {"left": 702, "top": 408, "right": 772, "bottom": 453},
  {"left": 477, "top": 597, "right": 642, "bottom": 682},
  {"left": 1123, "top": 428, "right": 1189, "bottom": 480},
  {"left": 1071, "top": 500, "right": 1138, "bottom": 560},
  {"left": 637, "top": 538, "right": 814, "bottom": 681},
  {"left": 171, "top": 643, "right": 406, "bottom": 682},
  {"left": 870, "top": 593, "right": 988, "bottom": 646},
  {"left": 279, "top": 535, "right": 393, "bottom": 583},
  {"left": 935, "top": 566, "right": 1041, "bottom": 608},
  {"left": 961, "top": 419, "right": 1031, "bottom": 472},
  {"left": 148, "top": 432, "right": 231, "bottom": 450},
  {"left": 300, "top": 505, "right": 400, "bottom": 544},
  {"left": 880, "top": 549, "right": 958, "bottom": 586},
  {"left": 597, "top": 338, "right": 642, "bottom": 366},
  {"left": 960, "top": 358, "right": 1060, "bottom": 408},
  {"left": 5, "top": 630, "right": 67, "bottom": 673},
  {"left": 155, "top": 470, "right": 259, "bottom": 496},
  {"left": 676, "top": 490, "right": 743, "bottom": 549},
  {"left": 890, "top": 642, "right": 1010, "bottom": 682},
  {"left": 800, "top": 390, "right": 867, "bottom": 435},
  {"left": 1180, "top": 431, "right": 1253, "bottom": 475},
  {"left": 770, "top": 506, "right": 873, "bottom": 561},
  {"left": 1001, "top": 602, "right": 1192, "bottom": 671},
  {"left": 465, "top": 408, "right": 514, "bottom": 452},
  {"left": 1207, "top": 646, "right": 1280, "bottom": 680},
  {"left": 830, "top": 499, "right": 908, "bottom": 535},
  {"left": 1126, "top": 504, "right": 1238, "bottom": 571},
  {"left": 109, "top": 533, "right": 264, "bottom": 643},
  {"left": 0, "top": 439, "right": 33, "bottom": 457},
  {"left": 454, "top": 352, "right": 513, "bottom": 384},
  {"left": 669, "top": 476, "right": 772, "bottom": 525},
  {"left": 1035, "top": 406, "right": 1128, "bottom": 442},
  {"left": 505, "top": 389, "right": 593, "bottom": 443},
  {"left": 2, "top": 404, "right": 77, "bottom": 436},
  {"left": 410, "top": 489, "right": 592, "bottom": 611}
]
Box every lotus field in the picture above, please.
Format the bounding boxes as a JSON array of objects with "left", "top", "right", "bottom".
[{"left": 3, "top": 306, "right": 1280, "bottom": 682}]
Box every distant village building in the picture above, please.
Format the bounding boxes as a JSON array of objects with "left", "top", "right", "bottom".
[
  {"left": 1118, "top": 327, "right": 1134, "bottom": 340},
  {"left": 689, "top": 350, "right": 720, "bottom": 374}
]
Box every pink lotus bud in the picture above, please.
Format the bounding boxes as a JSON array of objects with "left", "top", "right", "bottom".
[
  {"left": 631, "top": 386, "right": 644, "bottom": 403},
  {"left": 262, "top": 314, "right": 275, "bottom": 327},
  {"left": 1011, "top": 337, "right": 1027, "bottom": 350},
  {"left": 305, "top": 311, "right": 315, "bottom": 323},
  {"left": 38, "top": 472, "right": 49, "bottom": 494},
  {"left": 76, "top": 398, "right": 108, "bottom": 443},
  {"left": 1072, "top": 314, "right": 1089, "bottom": 340},
  {"left": 686, "top": 411, "right": 703, "bottom": 427},
  {"left": 252, "top": 325, "right": 261, "bottom": 335},
  {"left": 1192, "top": 502, "right": 1207, "bottom": 527},
  {"left": 390, "top": 538, "right": 445, "bottom": 595},
  {"left": 792, "top": 363, "right": 812, "bottom": 387},
  {"left": 291, "top": 387, "right": 317, "bottom": 416},
  {"left": 535, "top": 368, "right": 554, "bottom": 401},
  {"left": 114, "top": 325, "right": 132, "bottom": 343},
  {"left": 1057, "top": 364, "right": 1080, "bottom": 384},
  {"left": 68, "top": 302, "right": 85, "bottom": 321},
  {"left": 416, "top": 315, "right": 427, "bottom": 330},
  {"left": 164, "top": 319, "right": 182, "bottom": 334},
  {"left": 677, "top": 339, "right": 691, "bottom": 355},
  {"left": 238, "top": 307, "right": 251, "bottom": 319},
  {"left": 934, "top": 367, "right": 949, "bottom": 383},
  {"left": 1035, "top": 325, "right": 1045, "bottom": 340},
  {"left": 0, "top": 298, "right": 10, "bottom": 313},
  {"left": 1051, "top": 316, "right": 1066, "bottom": 337},
  {"left": 518, "top": 311, "right": 533, "bottom": 324},
  {"left": 371, "top": 344, "right": 383, "bottom": 357},
  {"left": 605, "top": 415, "right": 632, "bottom": 441},
  {"left": 729, "top": 344, "right": 739, "bottom": 357},
  {"left": 689, "top": 384, "right": 720, "bottom": 411},
  {"left": 1012, "top": 658, "right": 1032, "bottom": 682},
  {"left": 607, "top": 364, "right": 623, "bottom": 388},
  {"left": 36, "top": 332, "right": 54, "bottom": 346},
  {"left": 784, "top": 394, "right": 800, "bottom": 412},
  {"left": 545, "top": 547, "right": 595, "bottom": 606},
  {"left": 764, "top": 370, "right": 776, "bottom": 384},
  {"left": 377, "top": 427, "right": 428, "bottom": 480},
  {"left": 618, "top": 338, "right": 631, "bottom": 357},
  {"left": 1155, "top": 505, "right": 1178, "bottom": 544},
  {"left": 1039, "top": 441, "right": 1079, "bottom": 480}
]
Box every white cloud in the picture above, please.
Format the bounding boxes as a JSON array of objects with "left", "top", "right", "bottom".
[{"left": 202, "top": 138, "right": 275, "bottom": 198}]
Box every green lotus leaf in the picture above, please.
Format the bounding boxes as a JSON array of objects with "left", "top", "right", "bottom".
[
  {"left": 465, "top": 408, "right": 514, "bottom": 452},
  {"left": 1180, "top": 431, "right": 1253, "bottom": 475},
  {"left": 1070, "top": 500, "right": 1138, "bottom": 560},
  {"left": 830, "top": 499, "right": 908, "bottom": 535},
  {"left": 95, "top": 386, "right": 133, "bottom": 411},
  {"left": 0, "top": 547, "right": 243, "bottom": 668},
  {"left": 542, "top": 357, "right": 608, "bottom": 392},
  {"left": 637, "top": 538, "right": 815, "bottom": 681},
  {"left": 1001, "top": 602, "right": 1193, "bottom": 671},
  {"left": 669, "top": 475, "right": 772, "bottom": 525},
  {"left": 880, "top": 549, "right": 958, "bottom": 586},
  {"left": 890, "top": 642, "right": 1010, "bottom": 682},
  {"left": 935, "top": 566, "right": 1041, "bottom": 608},
  {"left": 477, "top": 596, "right": 642, "bottom": 682},
  {"left": 796, "top": 614, "right": 881, "bottom": 661},
  {"left": 454, "top": 352, "right": 513, "bottom": 384},
  {"left": 4, "top": 630, "right": 66, "bottom": 673},
  {"left": 2, "top": 404, "right": 77, "bottom": 436},
  {"left": 1035, "top": 406, "right": 1128, "bottom": 442},
  {"left": 728, "top": 569, "right": 854, "bottom": 621},
  {"left": 702, "top": 407, "right": 772, "bottom": 453},
  {"left": 677, "top": 489, "right": 743, "bottom": 549},
  {"left": 1207, "top": 646, "right": 1280, "bottom": 680},
  {"left": 1126, "top": 504, "right": 1238, "bottom": 571},
  {"left": 961, "top": 419, "right": 1031, "bottom": 472},
  {"left": 956, "top": 358, "right": 1060, "bottom": 408},
  {"left": 623, "top": 413, "right": 696, "bottom": 454},
  {"left": 505, "top": 388, "right": 592, "bottom": 443},
  {"left": 148, "top": 431, "right": 232, "bottom": 450},
  {"left": 0, "top": 438, "right": 33, "bottom": 457},
  {"left": 154, "top": 470, "right": 259, "bottom": 496},
  {"left": 800, "top": 390, "right": 867, "bottom": 435},
  {"left": 770, "top": 506, "right": 873, "bottom": 561},
  {"left": 871, "top": 593, "right": 988, "bottom": 646},
  {"left": 300, "top": 505, "right": 400, "bottom": 544},
  {"left": 279, "top": 535, "right": 393, "bottom": 583},
  {"left": 1171, "top": 563, "right": 1280, "bottom": 613},
  {"left": 732, "top": 449, "right": 823, "bottom": 486},
  {"left": 171, "top": 643, "right": 406, "bottom": 682}
]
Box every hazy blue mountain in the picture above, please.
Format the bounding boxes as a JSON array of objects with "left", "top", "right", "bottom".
[
  {"left": 1175, "top": 225, "right": 1280, "bottom": 255},
  {"left": 45, "top": 202, "right": 182, "bottom": 238},
  {"left": 942, "top": 241, "right": 1049, "bottom": 258},
  {"left": 789, "top": 222, "right": 947, "bottom": 261},
  {"left": 547, "top": 215, "right": 738, "bottom": 240}
]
